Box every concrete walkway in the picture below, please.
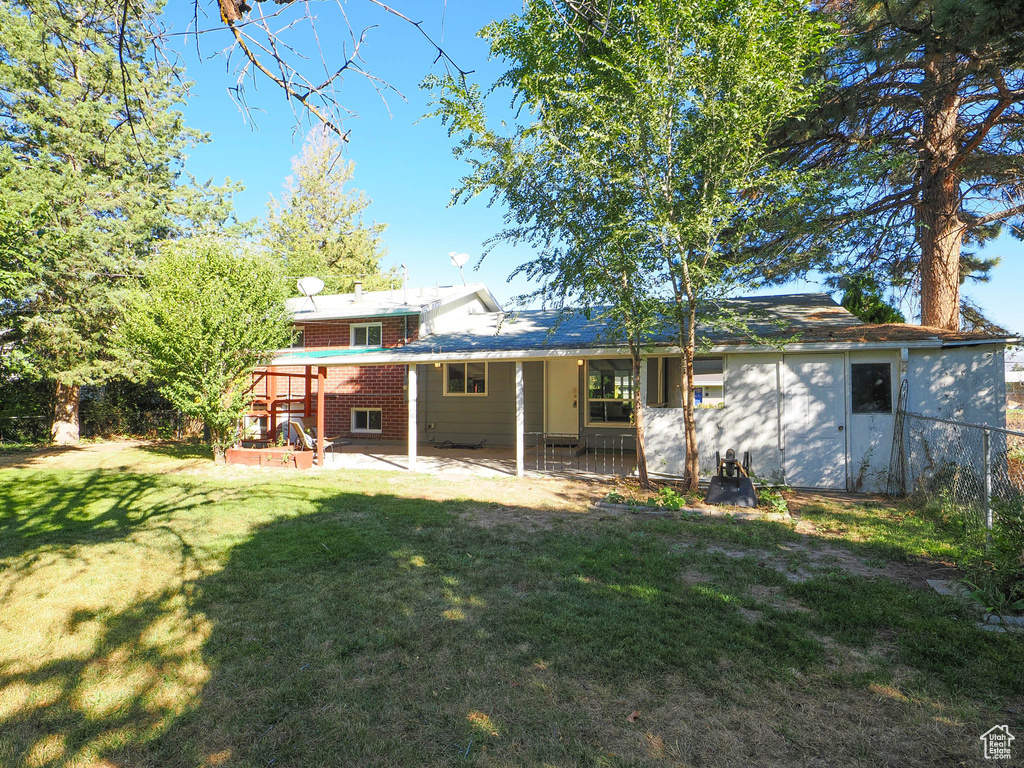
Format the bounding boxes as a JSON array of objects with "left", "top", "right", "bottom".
[{"left": 321, "top": 443, "right": 520, "bottom": 478}]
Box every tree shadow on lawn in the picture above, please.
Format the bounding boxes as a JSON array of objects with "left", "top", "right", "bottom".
[
  {"left": 137, "top": 442, "right": 213, "bottom": 461},
  {"left": 4, "top": 488, "right": 1023, "bottom": 767},
  {"left": 0, "top": 469, "right": 231, "bottom": 560}
]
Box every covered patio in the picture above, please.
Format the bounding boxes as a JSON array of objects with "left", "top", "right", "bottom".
[
  {"left": 322, "top": 441, "right": 520, "bottom": 477},
  {"left": 251, "top": 353, "right": 646, "bottom": 477}
]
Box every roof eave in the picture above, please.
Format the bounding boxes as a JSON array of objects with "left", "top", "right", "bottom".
[{"left": 268, "top": 337, "right": 961, "bottom": 366}]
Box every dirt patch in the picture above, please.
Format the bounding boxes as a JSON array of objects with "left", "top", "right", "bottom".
[
  {"left": 678, "top": 568, "right": 713, "bottom": 585},
  {"left": 746, "top": 584, "right": 810, "bottom": 613},
  {"left": 456, "top": 504, "right": 569, "bottom": 531},
  {"left": 738, "top": 607, "right": 763, "bottom": 623},
  {"left": 786, "top": 489, "right": 890, "bottom": 512}
]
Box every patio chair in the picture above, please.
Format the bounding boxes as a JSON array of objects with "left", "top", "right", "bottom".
[{"left": 288, "top": 419, "right": 340, "bottom": 459}]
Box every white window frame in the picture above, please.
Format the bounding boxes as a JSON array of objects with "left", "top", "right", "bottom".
[
  {"left": 443, "top": 362, "right": 488, "bottom": 397},
  {"left": 350, "top": 322, "right": 383, "bottom": 348},
  {"left": 290, "top": 326, "right": 305, "bottom": 349},
  {"left": 585, "top": 358, "right": 635, "bottom": 427},
  {"left": 351, "top": 407, "right": 383, "bottom": 433}
]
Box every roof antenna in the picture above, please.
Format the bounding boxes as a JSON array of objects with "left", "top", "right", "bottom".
[
  {"left": 401, "top": 264, "right": 408, "bottom": 305},
  {"left": 449, "top": 251, "right": 469, "bottom": 286},
  {"left": 296, "top": 276, "right": 325, "bottom": 312}
]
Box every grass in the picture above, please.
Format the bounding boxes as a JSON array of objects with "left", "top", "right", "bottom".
[{"left": 1, "top": 443, "right": 1022, "bottom": 767}]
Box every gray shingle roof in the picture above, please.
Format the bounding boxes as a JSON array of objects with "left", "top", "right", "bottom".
[
  {"left": 271, "top": 293, "right": 1012, "bottom": 366},
  {"left": 396, "top": 293, "right": 859, "bottom": 354}
]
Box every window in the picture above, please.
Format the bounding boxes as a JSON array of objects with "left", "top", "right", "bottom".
[
  {"left": 350, "top": 323, "right": 383, "bottom": 348},
  {"left": 587, "top": 359, "right": 634, "bottom": 424},
  {"left": 851, "top": 363, "right": 893, "bottom": 413},
  {"left": 444, "top": 362, "right": 487, "bottom": 395},
  {"left": 646, "top": 358, "right": 666, "bottom": 406},
  {"left": 351, "top": 408, "right": 383, "bottom": 433},
  {"left": 291, "top": 327, "right": 305, "bottom": 349}
]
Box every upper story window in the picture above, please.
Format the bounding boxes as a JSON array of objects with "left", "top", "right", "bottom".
[
  {"left": 350, "top": 322, "right": 383, "bottom": 348},
  {"left": 444, "top": 362, "right": 487, "bottom": 396},
  {"left": 290, "top": 326, "right": 305, "bottom": 349}
]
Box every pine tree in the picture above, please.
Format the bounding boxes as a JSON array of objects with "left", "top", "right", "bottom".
[
  {"left": 780, "top": 0, "right": 1024, "bottom": 330},
  {"left": 266, "top": 128, "right": 395, "bottom": 294},
  {"left": 0, "top": 0, "right": 230, "bottom": 442}
]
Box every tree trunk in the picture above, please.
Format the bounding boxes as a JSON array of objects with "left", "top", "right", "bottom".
[
  {"left": 52, "top": 382, "right": 80, "bottom": 445},
  {"left": 918, "top": 49, "right": 964, "bottom": 331},
  {"left": 631, "top": 351, "right": 651, "bottom": 489},
  {"left": 681, "top": 307, "right": 699, "bottom": 492}
]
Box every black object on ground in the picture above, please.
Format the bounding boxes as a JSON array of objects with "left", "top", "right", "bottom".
[{"left": 704, "top": 448, "right": 758, "bottom": 507}]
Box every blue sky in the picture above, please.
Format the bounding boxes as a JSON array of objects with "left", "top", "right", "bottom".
[{"left": 161, "top": 0, "right": 1023, "bottom": 334}]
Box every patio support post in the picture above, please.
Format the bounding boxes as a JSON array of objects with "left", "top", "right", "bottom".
[
  {"left": 516, "top": 360, "right": 525, "bottom": 477},
  {"left": 408, "top": 364, "right": 418, "bottom": 471},
  {"left": 316, "top": 367, "right": 326, "bottom": 467}
]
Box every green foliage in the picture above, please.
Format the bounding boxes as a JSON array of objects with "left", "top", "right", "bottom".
[
  {"left": 427, "top": 0, "right": 833, "bottom": 486},
  {"left": 757, "top": 487, "right": 790, "bottom": 514},
  {"left": 774, "top": 0, "right": 1024, "bottom": 325},
  {"left": 266, "top": 128, "right": 394, "bottom": 293},
  {"left": 652, "top": 486, "right": 688, "bottom": 511},
  {"left": 120, "top": 238, "right": 291, "bottom": 456},
  {"left": 959, "top": 500, "right": 1024, "bottom": 613},
  {"left": 0, "top": 0, "right": 238, "bottom": 435},
  {"left": 838, "top": 273, "right": 906, "bottom": 324}
]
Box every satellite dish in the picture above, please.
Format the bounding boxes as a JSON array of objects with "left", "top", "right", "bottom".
[
  {"left": 297, "top": 276, "right": 325, "bottom": 297},
  {"left": 449, "top": 252, "right": 470, "bottom": 285}
]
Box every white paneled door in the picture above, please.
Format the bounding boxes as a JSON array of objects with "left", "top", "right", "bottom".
[
  {"left": 545, "top": 359, "right": 579, "bottom": 437},
  {"left": 783, "top": 355, "right": 848, "bottom": 489}
]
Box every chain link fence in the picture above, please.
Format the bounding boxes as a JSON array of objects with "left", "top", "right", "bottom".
[
  {"left": 0, "top": 410, "right": 201, "bottom": 445},
  {"left": 889, "top": 409, "right": 1024, "bottom": 527},
  {"left": 0, "top": 415, "right": 50, "bottom": 444}
]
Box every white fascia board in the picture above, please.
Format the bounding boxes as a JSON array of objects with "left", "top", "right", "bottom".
[
  {"left": 269, "top": 338, "right": 953, "bottom": 367},
  {"left": 941, "top": 338, "right": 1020, "bottom": 348}
]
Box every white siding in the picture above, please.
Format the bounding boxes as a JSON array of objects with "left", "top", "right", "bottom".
[{"left": 644, "top": 353, "right": 784, "bottom": 482}]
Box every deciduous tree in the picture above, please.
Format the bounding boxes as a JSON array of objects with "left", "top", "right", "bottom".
[
  {"left": 120, "top": 237, "right": 291, "bottom": 460},
  {"left": 431, "top": 0, "right": 831, "bottom": 489}
]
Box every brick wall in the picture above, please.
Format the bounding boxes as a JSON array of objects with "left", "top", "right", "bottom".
[
  {"left": 301, "top": 314, "right": 418, "bottom": 441},
  {"left": 301, "top": 315, "right": 417, "bottom": 349}
]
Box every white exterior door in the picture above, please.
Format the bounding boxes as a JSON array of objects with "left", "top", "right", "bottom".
[
  {"left": 545, "top": 359, "right": 579, "bottom": 437},
  {"left": 783, "top": 355, "right": 847, "bottom": 489}
]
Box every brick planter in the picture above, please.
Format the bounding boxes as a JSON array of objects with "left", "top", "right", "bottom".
[{"left": 225, "top": 447, "right": 314, "bottom": 469}]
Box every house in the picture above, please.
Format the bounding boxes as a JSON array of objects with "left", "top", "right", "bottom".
[
  {"left": 249, "top": 282, "right": 1013, "bottom": 492},
  {"left": 1007, "top": 348, "right": 1024, "bottom": 408}
]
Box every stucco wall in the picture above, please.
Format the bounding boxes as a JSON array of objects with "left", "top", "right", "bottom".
[
  {"left": 419, "top": 293, "right": 489, "bottom": 337},
  {"left": 907, "top": 345, "right": 1005, "bottom": 425},
  {"left": 644, "top": 353, "right": 784, "bottom": 482},
  {"left": 643, "top": 345, "right": 1007, "bottom": 491}
]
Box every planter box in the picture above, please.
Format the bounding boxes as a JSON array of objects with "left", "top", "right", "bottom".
[{"left": 226, "top": 447, "right": 314, "bottom": 469}]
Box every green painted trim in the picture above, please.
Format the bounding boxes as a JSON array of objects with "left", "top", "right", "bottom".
[{"left": 274, "top": 347, "right": 387, "bottom": 363}]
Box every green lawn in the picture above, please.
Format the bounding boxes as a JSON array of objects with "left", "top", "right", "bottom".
[{"left": 0, "top": 443, "right": 1021, "bottom": 767}]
